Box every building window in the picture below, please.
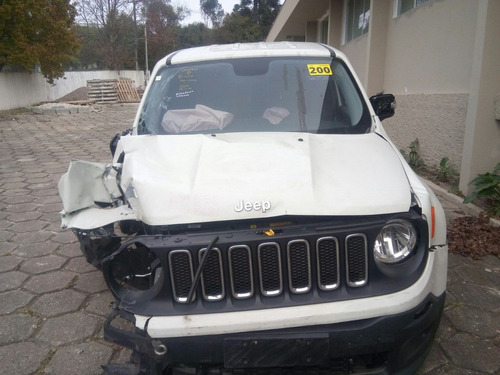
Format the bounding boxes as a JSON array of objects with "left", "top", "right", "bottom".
[
  {"left": 396, "top": 0, "right": 429, "bottom": 16},
  {"left": 345, "top": 0, "right": 370, "bottom": 43},
  {"left": 320, "top": 17, "right": 329, "bottom": 44}
]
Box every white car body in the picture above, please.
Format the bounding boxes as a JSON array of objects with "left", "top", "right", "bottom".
[{"left": 59, "top": 42, "right": 447, "bottom": 375}]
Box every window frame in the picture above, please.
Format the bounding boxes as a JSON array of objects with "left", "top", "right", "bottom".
[
  {"left": 343, "top": 0, "right": 371, "bottom": 44},
  {"left": 393, "top": 0, "right": 430, "bottom": 17}
]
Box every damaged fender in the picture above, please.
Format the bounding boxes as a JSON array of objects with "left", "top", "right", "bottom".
[{"left": 58, "top": 160, "right": 136, "bottom": 229}]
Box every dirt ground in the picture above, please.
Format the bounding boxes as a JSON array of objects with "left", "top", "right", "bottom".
[
  {"left": 56, "top": 86, "right": 89, "bottom": 102},
  {"left": 448, "top": 213, "right": 500, "bottom": 259}
]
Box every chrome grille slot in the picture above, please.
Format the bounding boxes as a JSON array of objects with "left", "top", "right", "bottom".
[
  {"left": 169, "top": 250, "right": 194, "bottom": 303},
  {"left": 345, "top": 234, "right": 368, "bottom": 287},
  {"left": 287, "top": 239, "right": 311, "bottom": 293},
  {"left": 198, "top": 248, "right": 225, "bottom": 301},
  {"left": 258, "top": 242, "right": 282, "bottom": 296},
  {"left": 317, "top": 237, "right": 340, "bottom": 290},
  {"left": 229, "top": 245, "right": 254, "bottom": 299}
]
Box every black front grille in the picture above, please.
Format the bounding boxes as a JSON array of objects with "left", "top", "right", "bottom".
[
  {"left": 258, "top": 243, "right": 283, "bottom": 296},
  {"left": 345, "top": 235, "right": 368, "bottom": 287},
  {"left": 287, "top": 240, "right": 311, "bottom": 293},
  {"left": 317, "top": 237, "right": 339, "bottom": 290},
  {"left": 167, "top": 233, "right": 368, "bottom": 304},
  {"left": 169, "top": 250, "right": 194, "bottom": 302},
  {"left": 199, "top": 248, "right": 225, "bottom": 300},
  {"left": 229, "top": 245, "right": 253, "bottom": 298}
]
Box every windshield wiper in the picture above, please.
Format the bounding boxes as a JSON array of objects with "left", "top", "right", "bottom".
[
  {"left": 296, "top": 68, "right": 307, "bottom": 132},
  {"left": 186, "top": 236, "right": 219, "bottom": 303}
]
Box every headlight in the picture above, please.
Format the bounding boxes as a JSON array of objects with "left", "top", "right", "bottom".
[
  {"left": 103, "top": 242, "right": 164, "bottom": 303},
  {"left": 374, "top": 219, "right": 417, "bottom": 264}
]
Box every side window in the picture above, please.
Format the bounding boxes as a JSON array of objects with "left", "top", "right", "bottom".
[
  {"left": 395, "top": 0, "right": 430, "bottom": 16},
  {"left": 344, "top": 0, "right": 370, "bottom": 43}
]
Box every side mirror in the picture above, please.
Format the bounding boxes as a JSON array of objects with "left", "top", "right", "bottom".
[{"left": 369, "top": 94, "right": 396, "bottom": 121}]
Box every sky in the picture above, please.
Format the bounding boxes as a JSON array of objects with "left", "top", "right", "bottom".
[{"left": 175, "top": 0, "right": 240, "bottom": 25}]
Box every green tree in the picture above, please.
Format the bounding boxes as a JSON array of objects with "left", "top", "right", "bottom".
[
  {"left": 0, "top": 0, "right": 80, "bottom": 83},
  {"left": 177, "top": 22, "right": 213, "bottom": 48},
  {"left": 234, "top": 0, "right": 281, "bottom": 29},
  {"left": 215, "top": 0, "right": 281, "bottom": 43},
  {"left": 215, "top": 12, "right": 264, "bottom": 43},
  {"left": 200, "top": 0, "right": 224, "bottom": 27},
  {"left": 142, "top": 0, "right": 187, "bottom": 68},
  {"left": 76, "top": 0, "right": 137, "bottom": 70},
  {"left": 70, "top": 24, "right": 105, "bottom": 70}
]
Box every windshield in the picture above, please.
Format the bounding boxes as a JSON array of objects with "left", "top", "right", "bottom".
[{"left": 137, "top": 57, "right": 372, "bottom": 135}]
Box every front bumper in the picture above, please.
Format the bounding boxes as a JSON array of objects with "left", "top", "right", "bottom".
[
  {"left": 103, "top": 246, "right": 447, "bottom": 374},
  {"left": 105, "top": 292, "right": 445, "bottom": 375}
]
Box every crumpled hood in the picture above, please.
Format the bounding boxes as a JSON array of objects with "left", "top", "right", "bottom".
[{"left": 119, "top": 132, "right": 411, "bottom": 225}]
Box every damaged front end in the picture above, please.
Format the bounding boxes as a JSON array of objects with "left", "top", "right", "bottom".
[{"left": 59, "top": 158, "right": 165, "bottom": 374}]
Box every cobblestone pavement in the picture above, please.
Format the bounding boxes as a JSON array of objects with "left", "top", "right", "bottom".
[{"left": 0, "top": 104, "right": 499, "bottom": 375}]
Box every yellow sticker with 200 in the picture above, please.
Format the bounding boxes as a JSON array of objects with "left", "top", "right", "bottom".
[{"left": 307, "top": 64, "right": 333, "bottom": 76}]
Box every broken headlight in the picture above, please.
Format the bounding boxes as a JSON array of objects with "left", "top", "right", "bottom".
[
  {"left": 103, "top": 242, "right": 164, "bottom": 303},
  {"left": 374, "top": 219, "right": 417, "bottom": 264}
]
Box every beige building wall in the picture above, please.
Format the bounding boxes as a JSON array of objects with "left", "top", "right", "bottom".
[
  {"left": 267, "top": 0, "right": 499, "bottom": 195},
  {"left": 382, "top": 0, "right": 479, "bottom": 172},
  {"left": 339, "top": 35, "right": 369, "bottom": 88},
  {"left": 459, "top": 0, "right": 500, "bottom": 194},
  {"left": 384, "top": 0, "right": 478, "bottom": 94}
]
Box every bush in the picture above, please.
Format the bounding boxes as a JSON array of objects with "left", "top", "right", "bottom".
[{"left": 464, "top": 162, "right": 500, "bottom": 216}]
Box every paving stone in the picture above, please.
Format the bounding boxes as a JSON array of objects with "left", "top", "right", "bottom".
[
  {"left": 12, "top": 241, "right": 57, "bottom": 258},
  {"left": 6, "top": 210, "right": 43, "bottom": 222},
  {"left": 435, "top": 313, "right": 456, "bottom": 342},
  {"left": 0, "top": 342, "right": 50, "bottom": 375},
  {"left": 454, "top": 264, "right": 500, "bottom": 290},
  {"left": 447, "top": 280, "right": 500, "bottom": 312},
  {"left": 20, "top": 254, "right": 66, "bottom": 274},
  {"left": 447, "top": 253, "right": 473, "bottom": 268},
  {"left": 65, "top": 256, "right": 98, "bottom": 273},
  {"left": 0, "top": 290, "right": 34, "bottom": 314},
  {"left": 1, "top": 188, "right": 31, "bottom": 197},
  {"left": 31, "top": 188, "right": 58, "bottom": 197},
  {"left": 1, "top": 182, "right": 28, "bottom": 190},
  {"left": 75, "top": 271, "right": 108, "bottom": 293},
  {"left": 0, "top": 314, "right": 39, "bottom": 345},
  {"left": 0, "top": 229, "right": 16, "bottom": 242},
  {"left": 415, "top": 343, "right": 448, "bottom": 374},
  {"left": 31, "top": 289, "right": 86, "bottom": 317},
  {"left": 44, "top": 342, "right": 113, "bottom": 375},
  {"left": 7, "top": 220, "right": 49, "bottom": 233},
  {"left": 446, "top": 305, "right": 499, "bottom": 338},
  {"left": 441, "top": 333, "right": 500, "bottom": 373},
  {"left": 23, "top": 271, "right": 76, "bottom": 294},
  {"left": 26, "top": 181, "right": 55, "bottom": 191},
  {"left": 0, "top": 271, "right": 29, "bottom": 292},
  {"left": 5, "top": 202, "right": 40, "bottom": 213},
  {"left": 37, "top": 202, "right": 63, "bottom": 213},
  {"left": 2, "top": 195, "right": 35, "bottom": 204},
  {"left": 11, "top": 229, "right": 52, "bottom": 244},
  {"left": 0, "top": 255, "right": 23, "bottom": 272},
  {"left": 57, "top": 242, "right": 82, "bottom": 258},
  {"left": 52, "top": 230, "right": 78, "bottom": 244},
  {"left": 0, "top": 240, "right": 16, "bottom": 256},
  {"left": 34, "top": 194, "right": 64, "bottom": 205},
  {"left": 35, "top": 312, "right": 100, "bottom": 346},
  {"left": 85, "top": 291, "right": 114, "bottom": 317},
  {"left": 39, "top": 211, "right": 62, "bottom": 224}
]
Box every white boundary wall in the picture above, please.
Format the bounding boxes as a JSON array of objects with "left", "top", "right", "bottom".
[{"left": 0, "top": 70, "right": 146, "bottom": 111}]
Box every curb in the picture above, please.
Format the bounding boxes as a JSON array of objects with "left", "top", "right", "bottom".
[{"left": 421, "top": 177, "right": 500, "bottom": 227}]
